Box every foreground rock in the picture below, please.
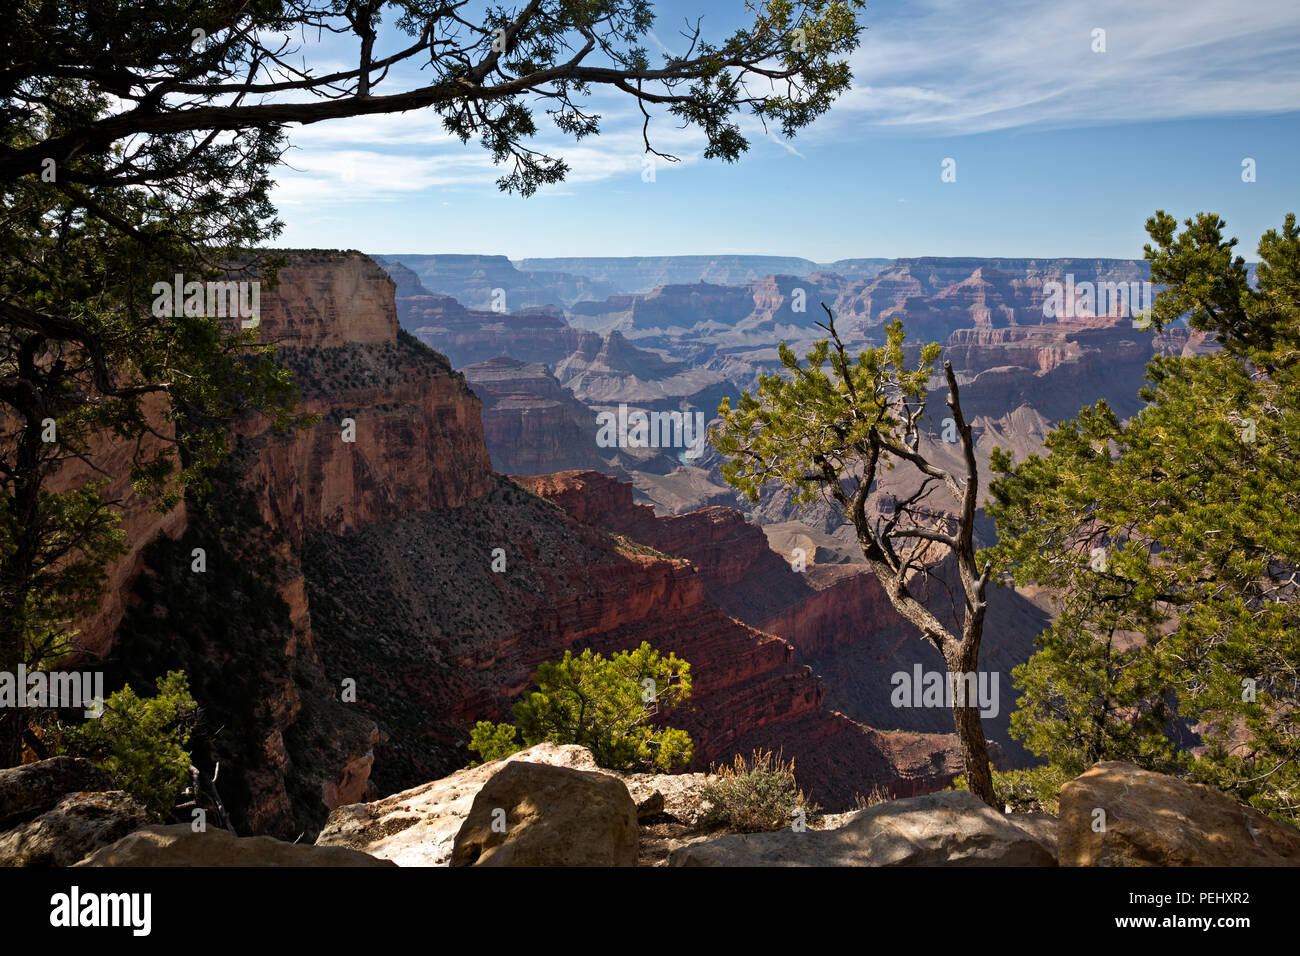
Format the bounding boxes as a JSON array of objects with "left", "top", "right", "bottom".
[
  {"left": 317, "top": 743, "right": 605, "bottom": 865},
  {"left": 452, "top": 761, "right": 638, "bottom": 866},
  {"left": 0, "top": 791, "right": 154, "bottom": 867},
  {"left": 1006, "top": 812, "right": 1059, "bottom": 860},
  {"left": 1059, "top": 761, "right": 1300, "bottom": 866},
  {"left": 0, "top": 757, "right": 112, "bottom": 829},
  {"left": 624, "top": 771, "right": 713, "bottom": 825},
  {"left": 77, "top": 824, "right": 394, "bottom": 866},
  {"left": 318, "top": 743, "right": 700, "bottom": 865},
  {"left": 670, "top": 791, "right": 1056, "bottom": 867}
]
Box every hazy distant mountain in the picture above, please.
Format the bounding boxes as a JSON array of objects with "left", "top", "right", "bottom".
[
  {"left": 515, "top": 254, "right": 892, "bottom": 291},
  {"left": 375, "top": 253, "right": 619, "bottom": 311},
  {"left": 375, "top": 253, "right": 894, "bottom": 309}
]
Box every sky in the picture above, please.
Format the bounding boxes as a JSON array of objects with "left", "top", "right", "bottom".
[{"left": 269, "top": 0, "right": 1300, "bottom": 261}]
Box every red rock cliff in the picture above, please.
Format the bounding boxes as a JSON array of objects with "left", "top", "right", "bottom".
[
  {"left": 517, "top": 470, "right": 1028, "bottom": 774},
  {"left": 301, "top": 473, "right": 969, "bottom": 811},
  {"left": 88, "top": 252, "right": 494, "bottom": 837},
  {"left": 234, "top": 254, "right": 494, "bottom": 545}
]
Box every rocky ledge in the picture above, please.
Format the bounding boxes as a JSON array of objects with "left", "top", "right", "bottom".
[
  {"left": 5, "top": 750, "right": 1298, "bottom": 867},
  {"left": 311, "top": 746, "right": 1300, "bottom": 868}
]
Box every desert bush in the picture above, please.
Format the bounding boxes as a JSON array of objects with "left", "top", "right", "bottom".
[
  {"left": 699, "top": 749, "right": 819, "bottom": 832},
  {"left": 468, "top": 642, "right": 692, "bottom": 772},
  {"left": 852, "top": 784, "right": 893, "bottom": 809}
]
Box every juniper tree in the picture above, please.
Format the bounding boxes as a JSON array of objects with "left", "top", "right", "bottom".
[
  {"left": 56, "top": 670, "right": 199, "bottom": 816},
  {"left": 986, "top": 212, "right": 1300, "bottom": 820},
  {"left": 0, "top": 0, "right": 866, "bottom": 764},
  {"left": 469, "top": 641, "right": 693, "bottom": 772},
  {"left": 713, "top": 309, "right": 999, "bottom": 805}
]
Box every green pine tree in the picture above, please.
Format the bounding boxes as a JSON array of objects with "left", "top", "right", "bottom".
[
  {"left": 987, "top": 211, "right": 1300, "bottom": 821},
  {"left": 469, "top": 642, "right": 693, "bottom": 772},
  {"left": 57, "top": 670, "right": 199, "bottom": 816}
]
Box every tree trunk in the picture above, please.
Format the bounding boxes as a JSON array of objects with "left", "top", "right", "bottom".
[
  {"left": 0, "top": 711, "right": 25, "bottom": 768},
  {"left": 946, "top": 645, "right": 997, "bottom": 807}
]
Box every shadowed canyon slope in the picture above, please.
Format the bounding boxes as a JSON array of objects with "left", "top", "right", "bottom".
[
  {"left": 301, "top": 475, "right": 974, "bottom": 811},
  {"left": 520, "top": 471, "right": 1043, "bottom": 767}
]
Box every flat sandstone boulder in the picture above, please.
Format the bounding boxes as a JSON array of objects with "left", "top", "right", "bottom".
[
  {"left": 0, "top": 757, "right": 112, "bottom": 829},
  {"left": 669, "top": 790, "right": 1056, "bottom": 867},
  {"left": 76, "top": 824, "right": 395, "bottom": 866},
  {"left": 316, "top": 742, "right": 610, "bottom": 865},
  {"left": 1006, "top": 812, "right": 1059, "bottom": 861},
  {"left": 0, "top": 791, "right": 154, "bottom": 867}
]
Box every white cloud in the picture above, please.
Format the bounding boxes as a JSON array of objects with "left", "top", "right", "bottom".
[
  {"left": 273, "top": 148, "right": 498, "bottom": 204},
  {"left": 830, "top": 0, "right": 1300, "bottom": 135},
  {"left": 275, "top": 100, "right": 713, "bottom": 202}
]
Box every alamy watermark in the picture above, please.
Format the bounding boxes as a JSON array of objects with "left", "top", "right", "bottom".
[
  {"left": 890, "top": 664, "right": 1000, "bottom": 718},
  {"left": 0, "top": 666, "right": 103, "bottom": 717},
  {"left": 50, "top": 886, "right": 151, "bottom": 936},
  {"left": 151, "top": 273, "right": 260, "bottom": 328},
  {"left": 1042, "top": 275, "right": 1153, "bottom": 324},
  {"left": 596, "top": 404, "right": 707, "bottom": 459}
]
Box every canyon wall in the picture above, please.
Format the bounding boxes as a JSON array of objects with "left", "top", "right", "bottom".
[
  {"left": 461, "top": 356, "right": 610, "bottom": 475},
  {"left": 238, "top": 256, "right": 493, "bottom": 544},
  {"left": 48, "top": 392, "right": 189, "bottom": 660},
  {"left": 87, "top": 253, "right": 983, "bottom": 838},
  {"left": 102, "top": 252, "right": 495, "bottom": 836},
  {"left": 398, "top": 291, "right": 594, "bottom": 368},
  {"left": 301, "top": 475, "right": 973, "bottom": 810}
]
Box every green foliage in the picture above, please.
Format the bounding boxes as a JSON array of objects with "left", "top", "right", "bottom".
[
  {"left": 699, "top": 749, "right": 819, "bottom": 832},
  {"left": 468, "top": 720, "right": 522, "bottom": 764},
  {"left": 467, "top": 642, "right": 693, "bottom": 772},
  {"left": 714, "top": 316, "right": 943, "bottom": 506},
  {"left": 57, "top": 670, "right": 199, "bottom": 816},
  {"left": 1143, "top": 211, "right": 1300, "bottom": 370},
  {"left": 0, "top": 482, "right": 127, "bottom": 674},
  {"left": 0, "top": 3, "right": 302, "bottom": 767},
  {"left": 951, "top": 765, "right": 1071, "bottom": 816},
  {"left": 988, "top": 211, "right": 1300, "bottom": 821}
]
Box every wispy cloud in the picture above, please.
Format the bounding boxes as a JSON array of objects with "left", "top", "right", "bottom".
[
  {"left": 273, "top": 147, "right": 498, "bottom": 204},
  {"left": 274, "top": 101, "right": 712, "bottom": 203},
  {"left": 832, "top": 0, "right": 1300, "bottom": 135}
]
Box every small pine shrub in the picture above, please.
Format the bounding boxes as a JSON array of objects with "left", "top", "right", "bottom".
[
  {"left": 56, "top": 670, "right": 199, "bottom": 816},
  {"left": 699, "top": 749, "right": 819, "bottom": 832},
  {"left": 467, "top": 720, "right": 522, "bottom": 765},
  {"left": 466, "top": 642, "right": 693, "bottom": 772}
]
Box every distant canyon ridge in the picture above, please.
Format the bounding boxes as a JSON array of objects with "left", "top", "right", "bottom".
[
  {"left": 364, "top": 249, "right": 1211, "bottom": 801},
  {"left": 373, "top": 251, "right": 1213, "bottom": 537}
]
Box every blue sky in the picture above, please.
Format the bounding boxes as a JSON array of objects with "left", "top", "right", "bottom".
[{"left": 270, "top": 0, "right": 1300, "bottom": 260}]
